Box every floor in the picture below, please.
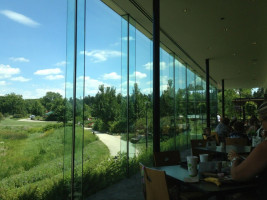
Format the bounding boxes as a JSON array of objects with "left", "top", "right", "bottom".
[{"left": 85, "top": 173, "right": 145, "bottom": 200}]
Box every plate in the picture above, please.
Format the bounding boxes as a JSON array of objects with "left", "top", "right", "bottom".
[{"left": 184, "top": 177, "right": 199, "bottom": 183}]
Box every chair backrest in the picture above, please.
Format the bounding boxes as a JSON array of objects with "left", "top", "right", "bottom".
[
  {"left": 139, "top": 163, "right": 146, "bottom": 199},
  {"left": 225, "top": 137, "right": 248, "bottom": 146},
  {"left": 210, "top": 132, "right": 219, "bottom": 145},
  {"left": 153, "top": 151, "right": 180, "bottom": 167},
  {"left": 144, "top": 166, "right": 170, "bottom": 200}
]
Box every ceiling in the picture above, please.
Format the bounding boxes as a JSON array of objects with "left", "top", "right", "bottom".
[{"left": 102, "top": 0, "right": 267, "bottom": 89}]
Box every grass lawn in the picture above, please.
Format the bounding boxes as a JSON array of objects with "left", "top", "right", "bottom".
[{"left": 0, "top": 117, "right": 109, "bottom": 200}]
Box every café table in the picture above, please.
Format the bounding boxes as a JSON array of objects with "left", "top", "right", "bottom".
[
  {"left": 154, "top": 165, "right": 258, "bottom": 200},
  {"left": 197, "top": 145, "right": 251, "bottom": 153},
  {"left": 194, "top": 145, "right": 251, "bottom": 160}
]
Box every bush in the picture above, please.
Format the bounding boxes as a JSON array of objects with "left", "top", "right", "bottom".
[
  {"left": 41, "top": 123, "right": 63, "bottom": 132},
  {"left": 0, "top": 112, "right": 3, "bottom": 121},
  {"left": 93, "top": 119, "right": 104, "bottom": 131},
  {"left": 0, "top": 131, "right": 28, "bottom": 140},
  {"left": 109, "top": 120, "right": 127, "bottom": 133},
  {"left": 12, "top": 114, "right": 25, "bottom": 119}
]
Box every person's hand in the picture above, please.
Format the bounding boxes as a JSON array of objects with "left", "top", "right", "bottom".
[{"left": 227, "top": 150, "right": 239, "bottom": 161}]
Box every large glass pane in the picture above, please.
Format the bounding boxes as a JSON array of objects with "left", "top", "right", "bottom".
[
  {"left": 135, "top": 31, "right": 153, "bottom": 154},
  {"left": 65, "top": 0, "right": 85, "bottom": 199},
  {"left": 0, "top": 0, "right": 67, "bottom": 199},
  {"left": 160, "top": 48, "right": 175, "bottom": 151},
  {"left": 174, "top": 58, "right": 189, "bottom": 152},
  {"left": 210, "top": 84, "right": 218, "bottom": 130},
  {"left": 83, "top": 0, "right": 122, "bottom": 196},
  {"left": 64, "top": 0, "right": 76, "bottom": 197},
  {"left": 195, "top": 75, "right": 205, "bottom": 136},
  {"left": 187, "top": 68, "right": 197, "bottom": 139}
]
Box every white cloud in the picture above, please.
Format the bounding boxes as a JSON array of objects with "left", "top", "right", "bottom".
[
  {"left": 130, "top": 71, "right": 147, "bottom": 79},
  {"left": 0, "top": 81, "right": 6, "bottom": 86},
  {"left": 34, "top": 68, "right": 62, "bottom": 75},
  {"left": 77, "top": 76, "right": 111, "bottom": 96},
  {"left": 103, "top": 72, "right": 121, "bottom": 80},
  {"left": 143, "top": 61, "right": 168, "bottom": 70},
  {"left": 10, "top": 76, "right": 30, "bottom": 82},
  {"left": 122, "top": 36, "right": 135, "bottom": 41},
  {"left": 0, "top": 10, "right": 40, "bottom": 27},
  {"left": 54, "top": 61, "right": 66, "bottom": 67},
  {"left": 0, "top": 64, "right": 20, "bottom": 79},
  {"left": 9, "top": 57, "right": 29, "bottom": 62},
  {"left": 81, "top": 50, "right": 121, "bottom": 63},
  {"left": 141, "top": 88, "right": 152, "bottom": 95},
  {"left": 45, "top": 75, "right": 64, "bottom": 80},
  {"left": 35, "top": 88, "right": 64, "bottom": 98},
  {"left": 143, "top": 62, "right": 152, "bottom": 70}
]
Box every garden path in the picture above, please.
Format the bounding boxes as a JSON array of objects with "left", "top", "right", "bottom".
[{"left": 85, "top": 128, "right": 138, "bottom": 157}]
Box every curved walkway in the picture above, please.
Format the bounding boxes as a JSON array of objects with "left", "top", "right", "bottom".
[{"left": 85, "top": 128, "right": 138, "bottom": 157}]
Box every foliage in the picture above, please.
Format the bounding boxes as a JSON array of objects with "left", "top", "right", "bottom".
[
  {"left": 109, "top": 120, "right": 127, "bottom": 133},
  {"left": 0, "top": 93, "right": 26, "bottom": 116},
  {"left": 0, "top": 112, "right": 3, "bottom": 122},
  {"left": 245, "top": 101, "right": 257, "bottom": 117}
]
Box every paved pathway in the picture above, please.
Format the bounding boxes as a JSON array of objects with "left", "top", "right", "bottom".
[{"left": 85, "top": 128, "right": 138, "bottom": 157}]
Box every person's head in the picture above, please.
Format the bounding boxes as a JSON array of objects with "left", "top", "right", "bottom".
[
  {"left": 258, "top": 102, "right": 267, "bottom": 138},
  {"left": 203, "top": 127, "right": 211, "bottom": 135},
  {"left": 222, "top": 117, "right": 230, "bottom": 126},
  {"left": 233, "top": 121, "right": 244, "bottom": 133}
]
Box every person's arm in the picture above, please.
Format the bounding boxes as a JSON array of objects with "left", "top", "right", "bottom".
[{"left": 230, "top": 141, "right": 267, "bottom": 181}]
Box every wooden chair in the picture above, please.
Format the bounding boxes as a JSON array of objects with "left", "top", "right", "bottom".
[
  {"left": 144, "top": 166, "right": 171, "bottom": 200},
  {"left": 154, "top": 151, "right": 180, "bottom": 167},
  {"left": 140, "top": 163, "right": 207, "bottom": 200},
  {"left": 225, "top": 137, "right": 248, "bottom": 146},
  {"left": 140, "top": 163, "right": 147, "bottom": 199}
]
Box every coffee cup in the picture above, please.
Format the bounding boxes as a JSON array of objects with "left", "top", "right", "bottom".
[
  {"left": 187, "top": 156, "right": 198, "bottom": 177},
  {"left": 199, "top": 154, "right": 208, "bottom": 162}
]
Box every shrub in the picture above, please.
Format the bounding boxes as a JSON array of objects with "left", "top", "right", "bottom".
[
  {"left": 0, "top": 131, "right": 28, "bottom": 140},
  {"left": 0, "top": 112, "right": 3, "bottom": 122},
  {"left": 12, "top": 114, "right": 25, "bottom": 119},
  {"left": 109, "top": 120, "right": 127, "bottom": 133},
  {"left": 93, "top": 119, "right": 103, "bottom": 131},
  {"left": 41, "top": 123, "right": 63, "bottom": 132}
]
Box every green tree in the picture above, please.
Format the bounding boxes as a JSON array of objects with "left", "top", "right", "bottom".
[
  {"left": 92, "top": 85, "right": 119, "bottom": 131},
  {"left": 253, "top": 88, "right": 265, "bottom": 98},
  {"left": 245, "top": 101, "right": 257, "bottom": 117},
  {"left": 25, "top": 99, "right": 45, "bottom": 116},
  {"left": 41, "top": 92, "right": 63, "bottom": 111},
  {"left": 1, "top": 93, "right": 26, "bottom": 116}
]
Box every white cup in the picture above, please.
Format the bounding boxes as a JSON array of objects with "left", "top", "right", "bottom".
[
  {"left": 187, "top": 156, "right": 198, "bottom": 177},
  {"left": 199, "top": 154, "right": 209, "bottom": 162}
]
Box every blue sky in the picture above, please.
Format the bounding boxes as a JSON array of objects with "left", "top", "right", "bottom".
[
  {"left": 0, "top": 0, "right": 67, "bottom": 99},
  {"left": 0, "top": 0, "right": 177, "bottom": 99}
]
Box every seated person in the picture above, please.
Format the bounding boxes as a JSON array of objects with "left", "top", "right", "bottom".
[
  {"left": 227, "top": 102, "right": 267, "bottom": 200},
  {"left": 215, "top": 117, "right": 231, "bottom": 142},
  {"left": 202, "top": 127, "right": 216, "bottom": 141},
  {"left": 247, "top": 115, "right": 260, "bottom": 133},
  {"left": 229, "top": 121, "right": 248, "bottom": 139}
]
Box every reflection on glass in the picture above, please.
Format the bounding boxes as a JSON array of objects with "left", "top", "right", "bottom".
[{"left": 175, "top": 58, "right": 188, "bottom": 150}]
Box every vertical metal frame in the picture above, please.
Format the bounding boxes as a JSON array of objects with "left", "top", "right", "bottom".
[
  {"left": 153, "top": 0, "right": 160, "bottom": 153},
  {"left": 206, "top": 59, "right": 210, "bottom": 128},
  {"left": 222, "top": 79, "right": 225, "bottom": 119}
]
